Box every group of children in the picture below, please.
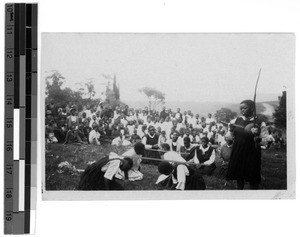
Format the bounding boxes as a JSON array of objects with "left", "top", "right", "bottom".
[
  {"left": 45, "top": 103, "right": 231, "bottom": 148},
  {"left": 77, "top": 133, "right": 234, "bottom": 191}
]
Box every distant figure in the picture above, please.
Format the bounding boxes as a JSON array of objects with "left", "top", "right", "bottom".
[
  {"left": 111, "top": 132, "right": 131, "bottom": 146},
  {"left": 160, "top": 106, "right": 169, "bottom": 120},
  {"left": 89, "top": 124, "right": 100, "bottom": 145},
  {"left": 63, "top": 124, "right": 82, "bottom": 145},
  {"left": 168, "top": 131, "right": 181, "bottom": 152},
  {"left": 205, "top": 113, "right": 215, "bottom": 125},
  {"left": 157, "top": 130, "right": 167, "bottom": 147},
  {"left": 130, "top": 128, "right": 142, "bottom": 144},
  {"left": 217, "top": 134, "right": 233, "bottom": 179}
]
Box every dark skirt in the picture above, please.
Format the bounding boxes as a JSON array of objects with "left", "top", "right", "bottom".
[
  {"left": 78, "top": 157, "right": 124, "bottom": 190},
  {"left": 185, "top": 169, "right": 206, "bottom": 190},
  {"left": 198, "top": 163, "right": 216, "bottom": 176},
  {"left": 226, "top": 128, "right": 261, "bottom": 184}
]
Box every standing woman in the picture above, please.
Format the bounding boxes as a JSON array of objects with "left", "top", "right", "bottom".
[{"left": 226, "top": 100, "right": 268, "bottom": 190}]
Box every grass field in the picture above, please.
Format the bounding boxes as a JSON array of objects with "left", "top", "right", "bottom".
[{"left": 45, "top": 143, "right": 287, "bottom": 191}]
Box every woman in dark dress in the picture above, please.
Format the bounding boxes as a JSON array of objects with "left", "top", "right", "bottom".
[{"left": 226, "top": 100, "right": 266, "bottom": 190}]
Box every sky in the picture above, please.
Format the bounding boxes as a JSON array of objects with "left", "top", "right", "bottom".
[{"left": 42, "top": 33, "right": 294, "bottom": 103}]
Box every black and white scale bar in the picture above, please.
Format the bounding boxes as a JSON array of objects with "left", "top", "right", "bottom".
[
  {"left": 4, "top": 3, "right": 38, "bottom": 235},
  {"left": 4, "top": 4, "right": 14, "bottom": 234}
]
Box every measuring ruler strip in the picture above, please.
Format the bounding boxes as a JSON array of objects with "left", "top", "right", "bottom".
[
  {"left": 4, "top": 3, "right": 37, "bottom": 234},
  {"left": 13, "top": 3, "right": 25, "bottom": 234},
  {"left": 5, "top": 3, "right": 15, "bottom": 234}
]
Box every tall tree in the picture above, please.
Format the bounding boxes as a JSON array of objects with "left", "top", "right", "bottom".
[
  {"left": 214, "top": 108, "right": 237, "bottom": 123},
  {"left": 76, "top": 79, "right": 96, "bottom": 99},
  {"left": 45, "top": 70, "right": 65, "bottom": 97},
  {"left": 138, "top": 87, "right": 165, "bottom": 110},
  {"left": 113, "top": 74, "right": 120, "bottom": 100},
  {"left": 273, "top": 91, "right": 286, "bottom": 129},
  {"left": 45, "top": 70, "right": 85, "bottom": 108}
]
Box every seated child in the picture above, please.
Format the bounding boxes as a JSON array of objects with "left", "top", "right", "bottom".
[
  {"left": 180, "top": 136, "right": 194, "bottom": 160},
  {"left": 186, "top": 137, "right": 216, "bottom": 176},
  {"left": 111, "top": 132, "right": 131, "bottom": 146},
  {"left": 158, "top": 130, "right": 168, "bottom": 148},
  {"left": 130, "top": 128, "right": 142, "bottom": 144},
  {"left": 89, "top": 124, "right": 101, "bottom": 145},
  {"left": 46, "top": 120, "right": 58, "bottom": 143},
  {"left": 189, "top": 129, "right": 200, "bottom": 145},
  {"left": 63, "top": 124, "right": 83, "bottom": 145},
  {"left": 217, "top": 134, "right": 233, "bottom": 179}
]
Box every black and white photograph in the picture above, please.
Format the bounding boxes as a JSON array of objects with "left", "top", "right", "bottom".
[
  {"left": 0, "top": 0, "right": 299, "bottom": 236},
  {"left": 41, "top": 33, "right": 295, "bottom": 199}
]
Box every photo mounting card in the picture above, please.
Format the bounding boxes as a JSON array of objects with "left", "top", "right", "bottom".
[{"left": 41, "top": 33, "right": 295, "bottom": 200}]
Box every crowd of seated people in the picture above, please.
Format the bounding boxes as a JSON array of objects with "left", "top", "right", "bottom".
[{"left": 45, "top": 102, "right": 229, "bottom": 148}]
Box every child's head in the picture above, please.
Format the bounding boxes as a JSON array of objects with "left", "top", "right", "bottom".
[
  {"left": 148, "top": 126, "right": 156, "bottom": 136},
  {"left": 201, "top": 137, "right": 209, "bottom": 148},
  {"left": 172, "top": 131, "right": 179, "bottom": 142},
  {"left": 134, "top": 142, "right": 145, "bottom": 155},
  {"left": 158, "top": 161, "right": 173, "bottom": 176},
  {"left": 161, "top": 143, "right": 171, "bottom": 152},
  {"left": 142, "top": 124, "right": 147, "bottom": 131},
  {"left": 120, "top": 158, "right": 133, "bottom": 172},
  {"left": 179, "top": 127, "right": 185, "bottom": 136},
  {"left": 183, "top": 136, "right": 191, "bottom": 148},
  {"left": 70, "top": 107, "right": 76, "bottom": 116},
  {"left": 92, "top": 124, "right": 98, "bottom": 130},
  {"left": 240, "top": 100, "right": 254, "bottom": 118}
]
